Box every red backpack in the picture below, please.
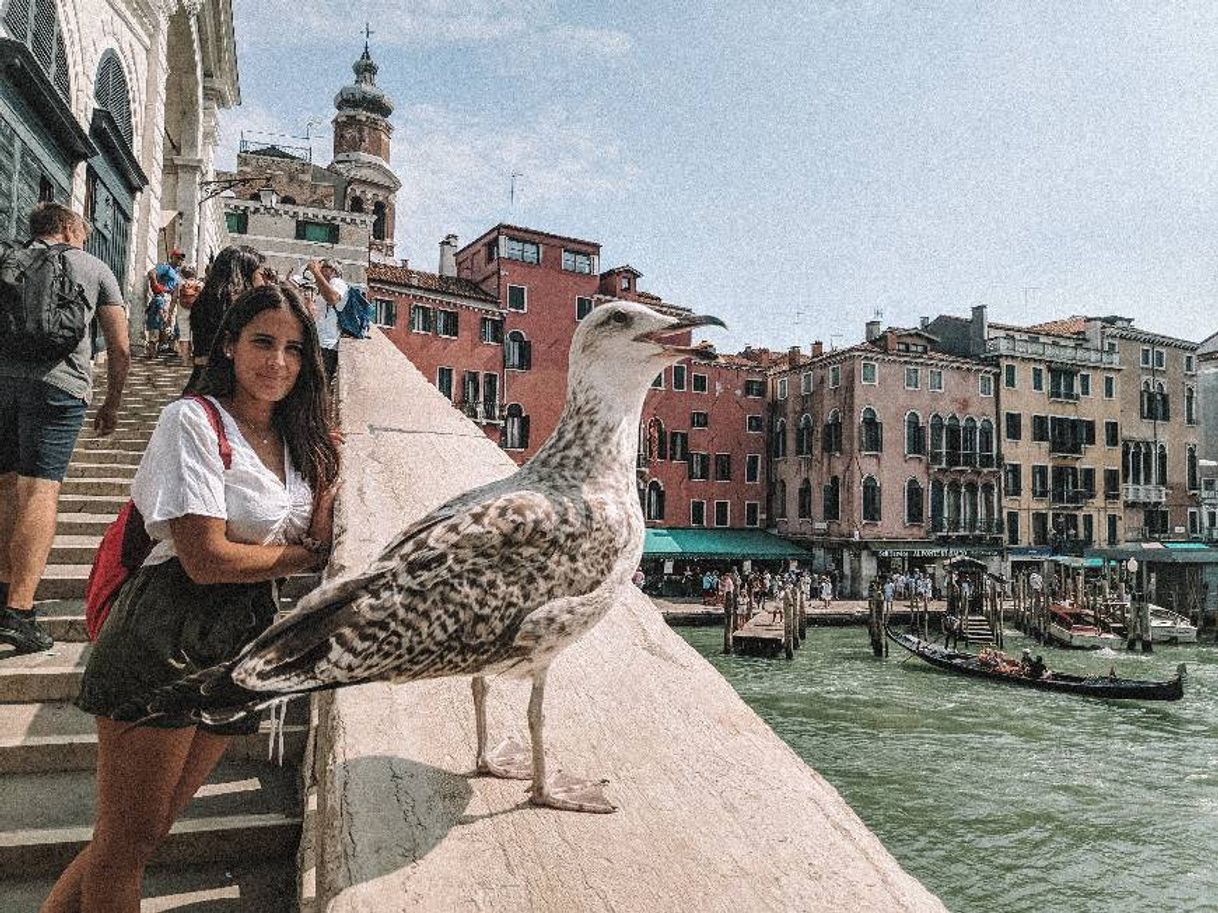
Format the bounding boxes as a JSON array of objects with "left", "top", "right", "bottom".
[{"left": 84, "top": 395, "right": 232, "bottom": 641}]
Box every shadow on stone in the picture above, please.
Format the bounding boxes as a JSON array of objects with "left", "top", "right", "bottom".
[{"left": 322, "top": 755, "right": 477, "bottom": 890}]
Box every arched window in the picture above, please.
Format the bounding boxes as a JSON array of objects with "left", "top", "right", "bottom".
[
  {"left": 503, "top": 404, "right": 529, "bottom": 450},
  {"left": 930, "top": 480, "right": 945, "bottom": 532},
  {"left": 1141, "top": 442, "right": 1152, "bottom": 484},
  {"left": 822, "top": 409, "right": 842, "bottom": 454},
  {"left": 349, "top": 196, "right": 365, "bottom": 213},
  {"left": 860, "top": 407, "right": 883, "bottom": 453},
  {"left": 94, "top": 50, "right": 133, "bottom": 146},
  {"left": 279, "top": 195, "right": 297, "bottom": 205},
  {"left": 773, "top": 479, "right": 788, "bottom": 519},
  {"left": 945, "top": 415, "right": 962, "bottom": 467},
  {"left": 963, "top": 482, "right": 978, "bottom": 532},
  {"left": 372, "top": 200, "right": 387, "bottom": 241},
  {"left": 978, "top": 419, "right": 995, "bottom": 467},
  {"left": 1157, "top": 443, "right": 1168, "bottom": 485},
  {"left": 1186, "top": 386, "right": 1197, "bottom": 424},
  {"left": 905, "top": 478, "right": 924, "bottom": 524},
  {"left": 5, "top": 0, "right": 71, "bottom": 100},
  {"left": 772, "top": 418, "right": 787, "bottom": 459},
  {"left": 796, "top": 414, "right": 814, "bottom": 456},
  {"left": 905, "top": 411, "right": 924, "bottom": 456},
  {"left": 797, "top": 478, "right": 812, "bottom": 519},
  {"left": 1188, "top": 444, "right": 1199, "bottom": 491},
  {"left": 505, "top": 331, "right": 531, "bottom": 370},
  {"left": 862, "top": 475, "right": 881, "bottom": 522},
  {"left": 1155, "top": 381, "right": 1169, "bottom": 421},
  {"left": 946, "top": 481, "right": 962, "bottom": 532},
  {"left": 646, "top": 417, "right": 667, "bottom": 461},
  {"left": 823, "top": 475, "right": 840, "bottom": 521},
  {"left": 645, "top": 480, "right": 665, "bottom": 521},
  {"left": 929, "top": 414, "right": 945, "bottom": 466}
]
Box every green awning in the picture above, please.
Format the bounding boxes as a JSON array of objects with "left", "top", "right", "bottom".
[
  {"left": 1086, "top": 545, "right": 1218, "bottom": 565},
  {"left": 643, "top": 528, "right": 812, "bottom": 561}
]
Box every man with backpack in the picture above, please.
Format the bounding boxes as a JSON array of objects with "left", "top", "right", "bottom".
[
  {"left": 305, "top": 258, "right": 348, "bottom": 381},
  {"left": 0, "top": 202, "right": 130, "bottom": 654}
]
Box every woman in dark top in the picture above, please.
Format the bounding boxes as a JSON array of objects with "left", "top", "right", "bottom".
[{"left": 184, "top": 245, "right": 267, "bottom": 394}]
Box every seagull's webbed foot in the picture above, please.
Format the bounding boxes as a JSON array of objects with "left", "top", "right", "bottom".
[
  {"left": 477, "top": 736, "right": 532, "bottom": 780},
  {"left": 530, "top": 771, "right": 617, "bottom": 814}
]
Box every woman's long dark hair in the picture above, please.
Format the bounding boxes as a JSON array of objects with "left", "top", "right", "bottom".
[
  {"left": 190, "top": 245, "right": 266, "bottom": 359},
  {"left": 196, "top": 284, "right": 340, "bottom": 493}
]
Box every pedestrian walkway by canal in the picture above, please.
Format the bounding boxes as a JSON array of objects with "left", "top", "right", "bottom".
[{"left": 674, "top": 623, "right": 1218, "bottom": 913}]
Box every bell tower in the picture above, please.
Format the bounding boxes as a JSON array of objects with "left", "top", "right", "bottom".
[{"left": 329, "top": 28, "right": 401, "bottom": 259}]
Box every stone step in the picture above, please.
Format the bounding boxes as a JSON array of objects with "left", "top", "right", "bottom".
[
  {"left": 54, "top": 513, "right": 114, "bottom": 536},
  {"left": 71, "top": 436, "right": 151, "bottom": 454},
  {"left": 64, "top": 461, "right": 140, "bottom": 479},
  {"left": 3, "top": 860, "right": 296, "bottom": 912},
  {"left": 35, "top": 565, "right": 91, "bottom": 601},
  {"left": 0, "top": 701, "right": 308, "bottom": 773},
  {"left": 64, "top": 447, "right": 146, "bottom": 466},
  {"left": 0, "top": 640, "right": 90, "bottom": 702},
  {"left": 47, "top": 534, "right": 103, "bottom": 566},
  {"left": 0, "top": 763, "right": 301, "bottom": 875},
  {"left": 53, "top": 495, "right": 128, "bottom": 517},
  {"left": 60, "top": 477, "right": 132, "bottom": 497},
  {"left": 75, "top": 428, "right": 153, "bottom": 444}
]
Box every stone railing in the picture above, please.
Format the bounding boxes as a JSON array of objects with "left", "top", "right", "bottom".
[{"left": 298, "top": 331, "right": 945, "bottom": 911}]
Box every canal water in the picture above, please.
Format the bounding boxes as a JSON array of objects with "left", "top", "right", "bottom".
[{"left": 674, "top": 624, "right": 1218, "bottom": 913}]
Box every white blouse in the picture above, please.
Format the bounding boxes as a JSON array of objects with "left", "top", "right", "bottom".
[{"left": 132, "top": 396, "right": 315, "bottom": 567}]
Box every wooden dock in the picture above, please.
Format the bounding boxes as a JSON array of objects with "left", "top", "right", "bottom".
[{"left": 732, "top": 610, "right": 789, "bottom": 657}]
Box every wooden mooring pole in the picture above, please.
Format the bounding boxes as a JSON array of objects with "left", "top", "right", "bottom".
[{"left": 783, "top": 590, "right": 795, "bottom": 660}]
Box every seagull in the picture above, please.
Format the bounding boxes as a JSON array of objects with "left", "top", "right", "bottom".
[{"left": 146, "top": 299, "right": 725, "bottom": 813}]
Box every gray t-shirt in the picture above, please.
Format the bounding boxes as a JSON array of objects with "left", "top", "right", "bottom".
[{"left": 0, "top": 241, "right": 126, "bottom": 403}]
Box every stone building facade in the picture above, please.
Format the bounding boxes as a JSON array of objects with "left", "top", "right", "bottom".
[
  {"left": 769, "top": 324, "right": 1001, "bottom": 595},
  {"left": 0, "top": 0, "right": 238, "bottom": 317}
]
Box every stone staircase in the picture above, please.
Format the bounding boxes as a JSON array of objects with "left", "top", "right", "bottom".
[
  {"left": 0, "top": 357, "right": 307, "bottom": 910},
  {"left": 959, "top": 613, "right": 996, "bottom": 644}
]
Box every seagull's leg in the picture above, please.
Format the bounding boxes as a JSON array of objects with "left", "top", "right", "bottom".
[
  {"left": 472, "top": 674, "right": 530, "bottom": 779},
  {"left": 526, "top": 667, "right": 616, "bottom": 813}
]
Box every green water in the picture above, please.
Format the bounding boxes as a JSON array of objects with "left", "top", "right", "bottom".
[{"left": 675, "top": 624, "right": 1218, "bottom": 913}]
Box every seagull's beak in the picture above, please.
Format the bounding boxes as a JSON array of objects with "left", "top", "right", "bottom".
[{"left": 636, "top": 314, "right": 727, "bottom": 361}]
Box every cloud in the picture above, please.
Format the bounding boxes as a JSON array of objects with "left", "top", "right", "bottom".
[
  {"left": 236, "top": 0, "right": 631, "bottom": 59},
  {"left": 393, "top": 102, "right": 639, "bottom": 266}
]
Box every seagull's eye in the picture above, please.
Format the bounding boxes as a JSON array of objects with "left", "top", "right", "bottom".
[{"left": 611, "top": 312, "right": 629, "bottom": 325}]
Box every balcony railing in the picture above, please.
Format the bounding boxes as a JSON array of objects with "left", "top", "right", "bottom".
[
  {"left": 457, "top": 400, "right": 503, "bottom": 423},
  {"left": 1049, "top": 389, "right": 1081, "bottom": 403},
  {"left": 934, "top": 451, "right": 999, "bottom": 471},
  {"left": 1050, "top": 489, "right": 1088, "bottom": 506},
  {"left": 1122, "top": 483, "right": 1166, "bottom": 504},
  {"left": 986, "top": 336, "right": 1120, "bottom": 366},
  {"left": 930, "top": 519, "right": 1004, "bottom": 536}
]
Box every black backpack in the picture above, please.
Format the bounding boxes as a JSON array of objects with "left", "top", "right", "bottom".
[{"left": 0, "top": 241, "right": 91, "bottom": 362}]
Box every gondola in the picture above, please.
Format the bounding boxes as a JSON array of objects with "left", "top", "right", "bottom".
[{"left": 885, "top": 627, "right": 1185, "bottom": 701}]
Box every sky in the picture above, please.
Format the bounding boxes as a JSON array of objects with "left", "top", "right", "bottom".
[{"left": 220, "top": 1, "right": 1218, "bottom": 353}]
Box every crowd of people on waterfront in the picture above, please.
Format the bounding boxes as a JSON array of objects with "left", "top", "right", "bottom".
[{"left": 0, "top": 202, "right": 353, "bottom": 909}]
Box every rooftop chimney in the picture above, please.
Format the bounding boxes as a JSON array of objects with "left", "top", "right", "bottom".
[
  {"left": 788, "top": 345, "right": 802, "bottom": 365},
  {"left": 969, "top": 305, "right": 988, "bottom": 357},
  {"left": 438, "top": 234, "right": 459, "bottom": 277},
  {"left": 865, "top": 319, "right": 882, "bottom": 342},
  {"left": 811, "top": 340, "right": 824, "bottom": 357},
  {"left": 920, "top": 316, "right": 930, "bottom": 330}
]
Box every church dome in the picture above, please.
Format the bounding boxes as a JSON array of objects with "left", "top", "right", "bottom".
[{"left": 334, "top": 46, "right": 394, "bottom": 119}]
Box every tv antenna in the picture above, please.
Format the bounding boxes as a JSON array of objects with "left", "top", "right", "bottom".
[
  {"left": 510, "top": 171, "right": 523, "bottom": 207},
  {"left": 1020, "top": 286, "right": 1041, "bottom": 311}
]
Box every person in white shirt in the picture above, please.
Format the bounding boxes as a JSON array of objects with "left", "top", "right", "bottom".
[
  {"left": 306, "top": 258, "right": 349, "bottom": 381},
  {"left": 57, "top": 283, "right": 339, "bottom": 911}
]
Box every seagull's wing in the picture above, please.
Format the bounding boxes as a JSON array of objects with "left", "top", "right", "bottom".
[{"left": 231, "top": 485, "right": 633, "bottom": 692}]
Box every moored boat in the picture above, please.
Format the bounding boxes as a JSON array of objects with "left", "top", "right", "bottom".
[
  {"left": 885, "top": 627, "right": 1185, "bottom": 701},
  {"left": 1046, "top": 603, "right": 1122, "bottom": 650},
  {"left": 1149, "top": 604, "right": 1199, "bottom": 644}
]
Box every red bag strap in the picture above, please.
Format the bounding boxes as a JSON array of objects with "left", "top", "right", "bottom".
[{"left": 183, "top": 394, "right": 233, "bottom": 469}]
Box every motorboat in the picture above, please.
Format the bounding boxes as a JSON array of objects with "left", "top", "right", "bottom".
[
  {"left": 1047, "top": 603, "right": 1123, "bottom": 650},
  {"left": 1148, "top": 604, "right": 1199, "bottom": 644}
]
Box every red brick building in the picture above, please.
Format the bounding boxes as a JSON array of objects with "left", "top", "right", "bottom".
[{"left": 367, "top": 246, "right": 505, "bottom": 438}]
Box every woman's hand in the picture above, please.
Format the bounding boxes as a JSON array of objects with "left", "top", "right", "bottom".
[{"left": 308, "top": 484, "right": 338, "bottom": 548}]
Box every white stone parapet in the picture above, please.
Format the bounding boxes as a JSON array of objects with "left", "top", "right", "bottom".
[{"left": 299, "top": 330, "right": 946, "bottom": 912}]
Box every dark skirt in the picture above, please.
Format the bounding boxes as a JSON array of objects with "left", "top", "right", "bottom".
[{"left": 77, "top": 558, "right": 276, "bottom": 735}]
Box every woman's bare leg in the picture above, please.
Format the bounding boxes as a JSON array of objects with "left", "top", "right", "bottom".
[{"left": 41, "top": 720, "right": 195, "bottom": 913}]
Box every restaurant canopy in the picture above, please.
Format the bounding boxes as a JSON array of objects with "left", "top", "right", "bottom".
[{"left": 643, "top": 529, "right": 812, "bottom": 561}]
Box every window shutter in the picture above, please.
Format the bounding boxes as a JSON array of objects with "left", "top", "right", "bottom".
[
  {"left": 522, "top": 340, "right": 532, "bottom": 370},
  {"left": 520, "top": 415, "right": 530, "bottom": 449}
]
